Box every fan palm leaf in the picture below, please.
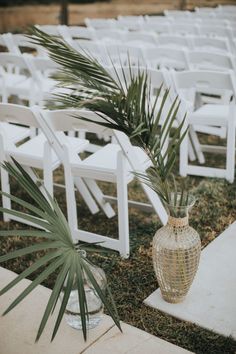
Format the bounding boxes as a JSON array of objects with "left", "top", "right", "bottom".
[{"left": 0, "top": 158, "right": 121, "bottom": 341}]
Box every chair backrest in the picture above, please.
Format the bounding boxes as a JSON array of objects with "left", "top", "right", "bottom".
[
  {"left": 71, "top": 39, "right": 108, "bottom": 65},
  {"left": 144, "top": 15, "right": 172, "bottom": 24},
  {"left": 198, "top": 25, "right": 232, "bottom": 39},
  {"left": 25, "top": 56, "right": 60, "bottom": 84},
  {"left": 170, "top": 23, "right": 199, "bottom": 36},
  {"left": 217, "top": 5, "right": 236, "bottom": 12},
  {"left": 124, "top": 31, "right": 157, "bottom": 45},
  {"left": 144, "top": 47, "right": 189, "bottom": 70},
  {"left": 117, "top": 15, "right": 144, "bottom": 30},
  {"left": 58, "top": 25, "right": 95, "bottom": 41},
  {"left": 0, "top": 103, "right": 40, "bottom": 127},
  {"left": 172, "top": 70, "right": 236, "bottom": 105},
  {"left": 190, "top": 35, "right": 231, "bottom": 53},
  {"left": 1, "top": 33, "right": 20, "bottom": 54},
  {"left": 36, "top": 25, "right": 60, "bottom": 36},
  {"left": 85, "top": 18, "right": 115, "bottom": 29},
  {"left": 32, "top": 107, "right": 115, "bottom": 162},
  {"left": 105, "top": 44, "right": 145, "bottom": 66},
  {"left": 93, "top": 29, "right": 126, "bottom": 42},
  {"left": 0, "top": 34, "right": 7, "bottom": 50},
  {"left": 157, "top": 35, "right": 190, "bottom": 49},
  {"left": 187, "top": 50, "right": 235, "bottom": 72},
  {"left": 197, "top": 18, "right": 228, "bottom": 27},
  {"left": 0, "top": 52, "right": 29, "bottom": 73},
  {"left": 117, "top": 15, "right": 144, "bottom": 22},
  {"left": 164, "top": 10, "right": 192, "bottom": 18},
  {"left": 195, "top": 7, "right": 216, "bottom": 13},
  {"left": 140, "top": 23, "right": 171, "bottom": 35},
  {"left": 6, "top": 33, "right": 44, "bottom": 55},
  {"left": 0, "top": 103, "right": 40, "bottom": 150}
]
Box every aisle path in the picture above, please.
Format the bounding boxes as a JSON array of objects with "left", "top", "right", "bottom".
[
  {"left": 0, "top": 267, "right": 192, "bottom": 354},
  {"left": 145, "top": 221, "right": 236, "bottom": 339}
]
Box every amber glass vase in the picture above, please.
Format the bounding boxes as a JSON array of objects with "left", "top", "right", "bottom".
[{"left": 152, "top": 194, "right": 201, "bottom": 303}]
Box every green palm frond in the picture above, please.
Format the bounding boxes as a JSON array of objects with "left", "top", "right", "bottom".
[
  {"left": 0, "top": 158, "right": 121, "bottom": 342},
  {"left": 29, "top": 27, "right": 188, "bottom": 205}
]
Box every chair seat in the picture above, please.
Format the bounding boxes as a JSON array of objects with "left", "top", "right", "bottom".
[
  {"left": 71, "top": 143, "right": 151, "bottom": 182},
  {"left": 190, "top": 104, "right": 232, "bottom": 126},
  {"left": 8, "top": 134, "right": 88, "bottom": 170}
]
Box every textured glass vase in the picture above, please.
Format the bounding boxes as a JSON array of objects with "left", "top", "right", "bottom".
[
  {"left": 152, "top": 194, "right": 201, "bottom": 303},
  {"left": 61, "top": 255, "right": 107, "bottom": 330}
]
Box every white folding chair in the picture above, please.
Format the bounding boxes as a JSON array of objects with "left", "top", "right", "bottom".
[
  {"left": 0, "top": 103, "right": 99, "bottom": 224},
  {"left": 34, "top": 107, "right": 168, "bottom": 258},
  {"left": 144, "top": 47, "right": 189, "bottom": 70},
  {"left": 173, "top": 70, "right": 236, "bottom": 182}
]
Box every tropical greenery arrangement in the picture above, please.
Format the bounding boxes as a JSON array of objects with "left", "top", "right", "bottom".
[
  {"left": 30, "top": 27, "right": 188, "bottom": 206},
  {"left": 0, "top": 27, "right": 189, "bottom": 343}
]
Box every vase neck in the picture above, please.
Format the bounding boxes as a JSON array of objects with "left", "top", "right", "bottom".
[{"left": 168, "top": 215, "right": 189, "bottom": 227}]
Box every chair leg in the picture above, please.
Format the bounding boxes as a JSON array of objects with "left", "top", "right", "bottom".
[
  {"left": 43, "top": 142, "right": 54, "bottom": 197},
  {"left": 73, "top": 177, "right": 99, "bottom": 215},
  {"left": 188, "top": 140, "right": 196, "bottom": 161},
  {"left": 189, "top": 126, "right": 205, "bottom": 164},
  {"left": 1, "top": 167, "right": 11, "bottom": 222},
  {"left": 116, "top": 151, "right": 130, "bottom": 259},
  {"left": 179, "top": 124, "right": 189, "bottom": 177},
  {"left": 225, "top": 116, "right": 236, "bottom": 183},
  {"left": 84, "top": 179, "right": 116, "bottom": 218},
  {"left": 64, "top": 168, "right": 79, "bottom": 242}
]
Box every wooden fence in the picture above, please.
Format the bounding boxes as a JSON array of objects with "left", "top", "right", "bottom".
[{"left": 0, "top": 0, "right": 235, "bottom": 32}]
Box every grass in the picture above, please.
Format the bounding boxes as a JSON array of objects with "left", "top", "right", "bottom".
[{"left": 0, "top": 138, "right": 236, "bottom": 354}]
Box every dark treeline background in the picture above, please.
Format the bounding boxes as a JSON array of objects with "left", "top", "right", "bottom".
[{"left": 0, "top": 0, "right": 109, "bottom": 6}]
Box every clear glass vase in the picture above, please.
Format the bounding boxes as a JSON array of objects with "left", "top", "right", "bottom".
[
  {"left": 152, "top": 194, "right": 201, "bottom": 303},
  {"left": 61, "top": 255, "right": 107, "bottom": 330}
]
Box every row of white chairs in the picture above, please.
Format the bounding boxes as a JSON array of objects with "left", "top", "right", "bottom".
[
  {"left": 1, "top": 45, "right": 236, "bottom": 111},
  {"left": 1, "top": 58, "right": 235, "bottom": 182},
  {"left": 1, "top": 67, "right": 236, "bottom": 256},
  {"left": 37, "top": 21, "right": 236, "bottom": 40},
  {"left": 1, "top": 30, "right": 236, "bottom": 183},
  {"left": 0, "top": 103, "right": 168, "bottom": 258},
  {"left": 1, "top": 31, "right": 235, "bottom": 57}
]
